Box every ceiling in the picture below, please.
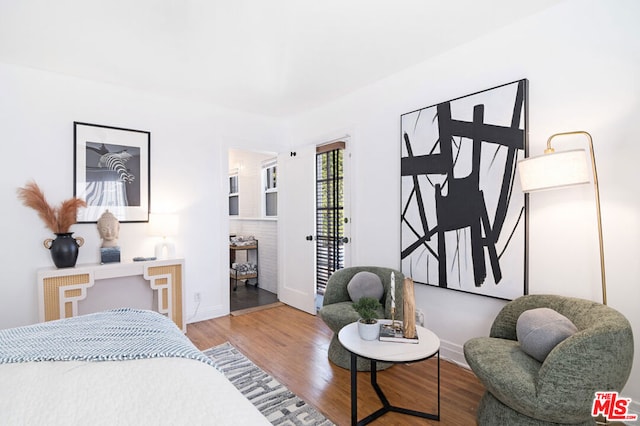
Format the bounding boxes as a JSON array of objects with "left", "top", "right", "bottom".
[{"left": 0, "top": 0, "right": 564, "bottom": 117}]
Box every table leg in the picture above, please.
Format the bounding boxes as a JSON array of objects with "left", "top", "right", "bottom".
[
  {"left": 370, "top": 360, "right": 390, "bottom": 409},
  {"left": 351, "top": 352, "right": 357, "bottom": 426},
  {"left": 349, "top": 351, "right": 440, "bottom": 425},
  {"left": 437, "top": 349, "right": 441, "bottom": 418}
]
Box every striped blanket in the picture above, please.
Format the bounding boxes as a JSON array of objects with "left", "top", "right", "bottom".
[{"left": 0, "top": 308, "right": 211, "bottom": 365}]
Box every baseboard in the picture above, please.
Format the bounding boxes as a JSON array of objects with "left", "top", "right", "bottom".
[
  {"left": 231, "top": 302, "right": 284, "bottom": 316},
  {"left": 439, "top": 338, "right": 470, "bottom": 370},
  {"left": 185, "top": 305, "right": 225, "bottom": 325}
]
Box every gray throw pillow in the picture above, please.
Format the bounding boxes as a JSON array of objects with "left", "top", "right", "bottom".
[
  {"left": 516, "top": 307, "right": 578, "bottom": 362},
  {"left": 347, "top": 271, "right": 384, "bottom": 302}
]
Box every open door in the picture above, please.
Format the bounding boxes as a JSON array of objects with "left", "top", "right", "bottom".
[{"left": 277, "top": 144, "right": 317, "bottom": 314}]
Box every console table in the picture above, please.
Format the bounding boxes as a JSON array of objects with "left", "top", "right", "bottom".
[{"left": 37, "top": 258, "right": 185, "bottom": 332}]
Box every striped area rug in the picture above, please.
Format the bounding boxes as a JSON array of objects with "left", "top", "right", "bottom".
[{"left": 204, "top": 342, "right": 334, "bottom": 426}]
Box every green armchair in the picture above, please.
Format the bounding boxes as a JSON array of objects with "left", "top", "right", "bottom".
[
  {"left": 319, "top": 266, "right": 404, "bottom": 371},
  {"left": 464, "top": 294, "right": 634, "bottom": 425}
]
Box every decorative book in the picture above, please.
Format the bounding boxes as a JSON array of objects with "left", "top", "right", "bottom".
[
  {"left": 100, "top": 246, "right": 121, "bottom": 264},
  {"left": 379, "top": 322, "right": 419, "bottom": 344}
]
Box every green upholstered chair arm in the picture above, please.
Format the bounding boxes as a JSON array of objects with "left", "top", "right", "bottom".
[
  {"left": 319, "top": 301, "right": 385, "bottom": 333},
  {"left": 322, "top": 268, "right": 355, "bottom": 306},
  {"left": 464, "top": 337, "right": 543, "bottom": 419},
  {"left": 536, "top": 316, "right": 634, "bottom": 408},
  {"left": 321, "top": 266, "right": 404, "bottom": 321}
]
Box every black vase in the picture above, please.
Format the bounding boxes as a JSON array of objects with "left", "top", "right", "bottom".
[{"left": 43, "top": 233, "right": 85, "bottom": 268}]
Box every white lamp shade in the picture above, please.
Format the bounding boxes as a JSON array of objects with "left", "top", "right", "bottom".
[
  {"left": 518, "top": 149, "right": 590, "bottom": 193},
  {"left": 148, "top": 213, "right": 179, "bottom": 237}
]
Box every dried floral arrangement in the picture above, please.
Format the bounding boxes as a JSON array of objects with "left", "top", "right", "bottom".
[{"left": 17, "top": 181, "right": 87, "bottom": 234}]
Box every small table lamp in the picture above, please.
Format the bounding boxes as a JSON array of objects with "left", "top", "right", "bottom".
[{"left": 148, "top": 213, "right": 179, "bottom": 259}]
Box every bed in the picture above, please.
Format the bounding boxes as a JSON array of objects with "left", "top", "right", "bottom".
[{"left": 0, "top": 308, "right": 270, "bottom": 425}]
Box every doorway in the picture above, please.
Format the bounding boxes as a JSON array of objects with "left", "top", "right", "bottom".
[{"left": 228, "top": 148, "right": 279, "bottom": 313}]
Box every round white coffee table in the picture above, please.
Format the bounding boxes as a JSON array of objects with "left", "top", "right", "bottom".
[{"left": 338, "top": 320, "right": 441, "bottom": 425}]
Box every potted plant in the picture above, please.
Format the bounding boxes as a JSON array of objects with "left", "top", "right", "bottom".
[{"left": 352, "top": 297, "right": 382, "bottom": 340}]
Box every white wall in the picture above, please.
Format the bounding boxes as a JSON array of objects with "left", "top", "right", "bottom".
[
  {"left": 285, "top": 0, "right": 640, "bottom": 406},
  {"left": 0, "top": 61, "right": 285, "bottom": 328}
]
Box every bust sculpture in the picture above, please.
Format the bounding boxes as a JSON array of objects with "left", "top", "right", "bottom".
[{"left": 97, "top": 210, "right": 120, "bottom": 248}]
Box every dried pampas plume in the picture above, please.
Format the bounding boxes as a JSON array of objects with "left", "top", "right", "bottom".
[{"left": 17, "top": 181, "right": 87, "bottom": 233}]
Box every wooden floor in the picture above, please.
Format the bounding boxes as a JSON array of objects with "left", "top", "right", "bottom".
[{"left": 187, "top": 304, "right": 484, "bottom": 426}]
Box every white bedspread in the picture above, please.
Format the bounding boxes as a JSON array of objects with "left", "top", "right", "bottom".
[
  {"left": 0, "top": 356, "right": 270, "bottom": 425},
  {"left": 0, "top": 309, "right": 269, "bottom": 425}
]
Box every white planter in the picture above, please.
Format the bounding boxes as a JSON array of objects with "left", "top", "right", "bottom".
[{"left": 357, "top": 320, "right": 380, "bottom": 340}]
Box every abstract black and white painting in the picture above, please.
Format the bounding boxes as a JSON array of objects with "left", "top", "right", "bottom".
[
  {"left": 74, "top": 122, "right": 150, "bottom": 223},
  {"left": 401, "top": 80, "right": 528, "bottom": 300}
]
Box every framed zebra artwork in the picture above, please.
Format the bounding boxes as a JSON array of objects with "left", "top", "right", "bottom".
[{"left": 74, "top": 122, "right": 150, "bottom": 223}]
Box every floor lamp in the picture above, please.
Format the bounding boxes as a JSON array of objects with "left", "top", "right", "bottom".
[{"left": 517, "top": 131, "right": 607, "bottom": 305}]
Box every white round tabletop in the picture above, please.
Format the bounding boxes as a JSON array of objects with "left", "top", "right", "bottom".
[{"left": 338, "top": 320, "right": 440, "bottom": 363}]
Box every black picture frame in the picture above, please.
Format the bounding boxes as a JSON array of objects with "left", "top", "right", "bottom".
[
  {"left": 400, "top": 79, "right": 528, "bottom": 300},
  {"left": 74, "top": 122, "right": 150, "bottom": 223}
]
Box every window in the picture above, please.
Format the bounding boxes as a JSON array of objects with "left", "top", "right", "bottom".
[
  {"left": 229, "top": 169, "right": 239, "bottom": 216},
  {"left": 262, "top": 159, "right": 277, "bottom": 217},
  {"left": 316, "top": 144, "right": 345, "bottom": 294}
]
